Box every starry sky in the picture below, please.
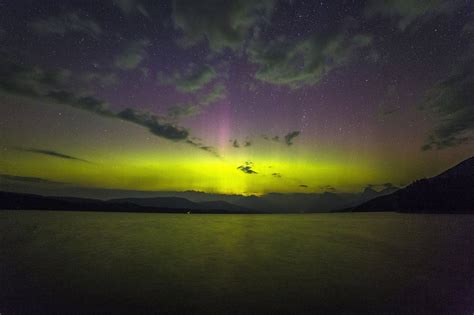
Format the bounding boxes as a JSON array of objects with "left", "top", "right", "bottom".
[{"left": 0, "top": 0, "right": 473, "bottom": 195}]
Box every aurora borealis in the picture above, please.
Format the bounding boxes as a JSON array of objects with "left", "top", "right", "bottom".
[{"left": 0, "top": 0, "right": 473, "bottom": 196}]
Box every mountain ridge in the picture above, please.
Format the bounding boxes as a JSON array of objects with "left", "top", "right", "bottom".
[{"left": 348, "top": 156, "right": 474, "bottom": 213}]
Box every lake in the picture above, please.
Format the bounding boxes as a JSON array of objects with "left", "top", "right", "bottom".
[{"left": 1, "top": 211, "right": 473, "bottom": 314}]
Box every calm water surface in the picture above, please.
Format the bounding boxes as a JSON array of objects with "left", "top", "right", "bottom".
[{"left": 1, "top": 211, "right": 473, "bottom": 314}]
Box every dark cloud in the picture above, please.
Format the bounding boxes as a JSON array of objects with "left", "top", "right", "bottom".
[
  {"left": 118, "top": 108, "right": 189, "bottom": 141},
  {"left": 0, "top": 58, "right": 70, "bottom": 98},
  {"left": 159, "top": 64, "right": 217, "bottom": 92},
  {"left": 320, "top": 185, "right": 336, "bottom": 192},
  {"left": 364, "top": 0, "right": 463, "bottom": 31},
  {"left": 0, "top": 174, "right": 67, "bottom": 185},
  {"left": 30, "top": 12, "right": 102, "bottom": 38},
  {"left": 0, "top": 54, "right": 118, "bottom": 99},
  {"left": 238, "top": 166, "right": 257, "bottom": 174},
  {"left": 237, "top": 161, "right": 257, "bottom": 174},
  {"left": 47, "top": 90, "right": 114, "bottom": 117},
  {"left": 272, "top": 172, "right": 282, "bottom": 178},
  {"left": 186, "top": 139, "right": 220, "bottom": 158},
  {"left": 172, "top": 0, "right": 275, "bottom": 52},
  {"left": 199, "top": 84, "right": 226, "bottom": 105},
  {"left": 284, "top": 131, "right": 300, "bottom": 146},
  {"left": 15, "top": 147, "right": 92, "bottom": 163},
  {"left": 166, "top": 84, "right": 226, "bottom": 120},
  {"left": 262, "top": 134, "right": 279, "bottom": 141},
  {"left": 0, "top": 57, "right": 217, "bottom": 155},
  {"left": 262, "top": 133, "right": 300, "bottom": 146},
  {"left": 114, "top": 39, "right": 150, "bottom": 70},
  {"left": 420, "top": 60, "right": 474, "bottom": 150},
  {"left": 167, "top": 104, "right": 200, "bottom": 120},
  {"left": 231, "top": 139, "right": 251, "bottom": 148},
  {"left": 299, "top": 184, "right": 308, "bottom": 188},
  {"left": 249, "top": 30, "right": 373, "bottom": 88},
  {"left": 113, "top": 0, "right": 150, "bottom": 18}
]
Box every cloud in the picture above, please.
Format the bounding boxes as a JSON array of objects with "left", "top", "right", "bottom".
[
  {"left": 262, "top": 133, "right": 300, "bottom": 146},
  {"left": 0, "top": 174, "right": 67, "bottom": 185},
  {"left": 15, "top": 147, "right": 92, "bottom": 163},
  {"left": 114, "top": 39, "right": 150, "bottom": 70},
  {"left": 0, "top": 58, "right": 70, "bottom": 98},
  {"left": 364, "top": 0, "right": 463, "bottom": 31},
  {"left": 272, "top": 172, "right": 282, "bottom": 178},
  {"left": 198, "top": 83, "right": 226, "bottom": 105},
  {"left": 299, "top": 184, "right": 308, "bottom": 188},
  {"left": 0, "top": 58, "right": 217, "bottom": 155},
  {"left": 167, "top": 84, "right": 226, "bottom": 120},
  {"left": 117, "top": 108, "right": 189, "bottom": 141},
  {"left": 248, "top": 30, "right": 373, "bottom": 88},
  {"left": 47, "top": 90, "right": 114, "bottom": 117},
  {"left": 284, "top": 131, "right": 300, "bottom": 146},
  {"left": 238, "top": 166, "right": 257, "bottom": 174},
  {"left": 420, "top": 60, "right": 474, "bottom": 150},
  {"left": 186, "top": 139, "right": 220, "bottom": 158},
  {"left": 231, "top": 139, "right": 251, "bottom": 148},
  {"left": 159, "top": 64, "right": 217, "bottom": 92},
  {"left": 320, "top": 185, "right": 336, "bottom": 192},
  {"left": 172, "top": 0, "right": 275, "bottom": 52},
  {"left": 30, "top": 12, "right": 102, "bottom": 38},
  {"left": 261, "top": 134, "right": 280, "bottom": 142},
  {"left": 237, "top": 161, "right": 257, "bottom": 174},
  {"left": 0, "top": 55, "right": 118, "bottom": 98},
  {"left": 0, "top": 58, "right": 113, "bottom": 116},
  {"left": 112, "top": 0, "right": 150, "bottom": 18}
]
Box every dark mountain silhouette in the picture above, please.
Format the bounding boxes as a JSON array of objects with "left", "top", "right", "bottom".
[
  {"left": 361, "top": 187, "right": 378, "bottom": 200},
  {"left": 109, "top": 197, "right": 199, "bottom": 209},
  {"left": 0, "top": 191, "right": 262, "bottom": 214},
  {"left": 0, "top": 183, "right": 400, "bottom": 213},
  {"left": 231, "top": 189, "right": 399, "bottom": 213},
  {"left": 109, "top": 197, "right": 254, "bottom": 213},
  {"left": 349, "top": 157, "right": 474, "bottom": 213},
  {"left": 2, "top": 171, "right": 403, "bottom": 212}
]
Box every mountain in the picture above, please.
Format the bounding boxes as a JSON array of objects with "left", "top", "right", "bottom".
[
  {"left": 349, "top": 157, "right": 474, "bottom": 213},
  {"left": 109, "top": 197, "right": 255, "bottom": 213},
  {"left": 361, "top": 187, "right": 378, "bottom": 200},
  {"left": 109, "top": 197, "right": 199, "bottom": 209},
  {"left": 0, "top": 191, "right": 262, "bottom": 214}
]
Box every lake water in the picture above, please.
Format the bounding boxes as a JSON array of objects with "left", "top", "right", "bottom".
[{"left": 1, "top": 211, "right": 473, "bottom": 314}]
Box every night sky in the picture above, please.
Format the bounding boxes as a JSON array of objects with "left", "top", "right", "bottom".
[{"left": 0, "top": 0, "right": 473, "bottom": 195}]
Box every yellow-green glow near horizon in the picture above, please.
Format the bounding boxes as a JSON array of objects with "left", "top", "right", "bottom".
[
  {"left": 1, "top": 142, "right": 417, "bottom": 195},
  {"left": 0, "top": 99, "right": 470, "bottom": 196}
]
